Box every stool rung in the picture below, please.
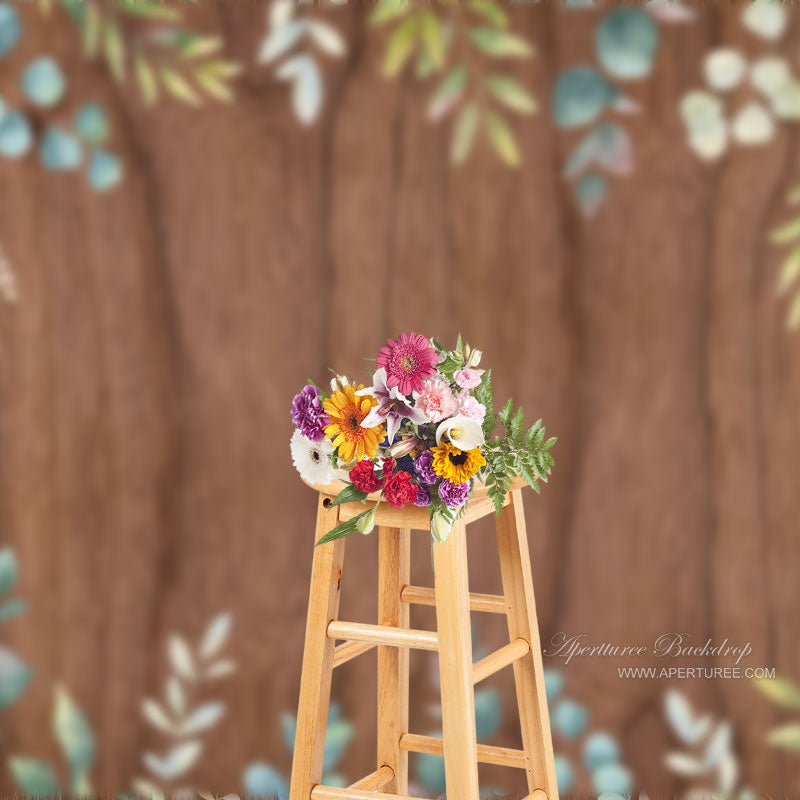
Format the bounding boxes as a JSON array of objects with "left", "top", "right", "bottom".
[
  {"left": 327, "top": 620, "right": 438, "bottom": 651},
  {"left": 399, "top": 733, "right": 527, "bottom": 769},
  {"left": 332, "top": 640, "right": 376, "bottom": 668},
  {"left": 472, "top": 637, "right": 530, "bottom": 684},
  {"left": 348, "top": 765, "right": 394, "bottom": 790},
  {"left": 400, "top": 584, "right": 507, "bottom": 614},
  {"left": 311, "top": 787, "right": 422, "bottom": 800},
  {"left": 524, "top": 791, "right": 548, "bottom": 800}
]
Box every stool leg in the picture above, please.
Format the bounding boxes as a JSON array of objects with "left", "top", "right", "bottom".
[
  {"left": 496, "top": 489, "right": 559, "bottom": 800},
  {"left": 433, "top": 519, "right": 480, "bottom": 800},
  {"left": 289, "top": 497, "right": 346, "bottom": 800},
  {"left": 377, "top": 526, "right": 411, "bottom": 793}
]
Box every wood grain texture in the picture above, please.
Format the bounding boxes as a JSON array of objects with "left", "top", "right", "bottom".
[
  {"left": 0, "top": 2, "right": 797, "bottom": 795},
  {"left": 432, "top": 520, "right": 480, "bottom": 799}
]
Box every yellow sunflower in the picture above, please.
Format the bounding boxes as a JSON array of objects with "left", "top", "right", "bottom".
[
  {"left": 323, "top": 384, "right": 383, "bottom": 463},
  {"left": 431, "top": 442, "right": 486, "bottom": 484}
]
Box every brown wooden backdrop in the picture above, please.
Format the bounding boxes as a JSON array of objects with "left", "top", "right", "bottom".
[{"left": 1, "top": 1, "right": 800, "bottom": 795}]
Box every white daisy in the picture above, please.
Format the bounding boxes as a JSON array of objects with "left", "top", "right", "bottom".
[{"left": 290, "top": 429, "right": 336, "bottom": 485}]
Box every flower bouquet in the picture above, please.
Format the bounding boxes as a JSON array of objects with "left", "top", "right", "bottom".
[{"left": 290, "top": 332, "right": 556, "bottom": 545}]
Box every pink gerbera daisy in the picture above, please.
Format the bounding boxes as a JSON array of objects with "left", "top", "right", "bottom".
[{"left": 376, "top": 332, "right": 438, "bottom": 396}]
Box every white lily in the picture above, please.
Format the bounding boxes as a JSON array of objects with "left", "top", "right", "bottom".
[
  {"left": 435, "top": 415, "right": 485, "bottom": 451},
  {"left": 430, "top": 511, "right": 453, "bottom": 544}
]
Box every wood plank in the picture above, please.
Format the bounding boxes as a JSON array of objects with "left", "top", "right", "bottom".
[
  {"left": 472, "top": 637, "right": 530, "bottom": 684},
  {"left": 377, "top": 526, "right": 411, "bottom": 794},
  {"left": 400, "top": 584, "right": 507, "bottom": 614},
  {"left": 289, "top": 497, "right": 347, "bottom": 800},
  {"left": 327, "top": 620, "right": 438, "bottom": 651},
  {"left": 348, "top": 765, "right": 394, "bottom": 791},
  {"left": 311, "top": 786, "right": 422, "bottom": 800},
  {"left": 399, "top": 733, "right": 527, "bottom": 769},
  {"left": 432, "top": 519, "right": 480, "bottom": 799},
  {"left": 332, "top": 640, "right": 376, "bottom": 669},
  {"left": 496, "top": 490, "right": 558, "bottom": 799}
]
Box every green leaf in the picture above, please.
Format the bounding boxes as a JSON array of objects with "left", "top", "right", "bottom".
[
  {"left": 770, "top": 216, "right": 800, "bottom": 244},
  {"left": 53, "top": 685, "right": 95, "bottom": 780},
  {"left": 469, "top": 28, "right": 533, "bottom": 58},
  {"left": 331, "top": 484, "right": 369, "bottom": 506},
  {"left": 0, "top": 599, "right": 28, "bottom": 622},
  {"left": 160, "top": 67, "right": 202, "bottom": 106},
  {"left": 9, "top": 758, "right": 60, "bottom": 796},
  {"left": 420, "top": 11, "right": 445, "bottom": 70},
  {"left": 0, "top": 548, "right": 18, "bottom": 594},
  {"left": 134, "top": 56, "right": 159, "bottom": 105},
  {"left": 499, "top": 397, "right": 514, "bottom": 427},
  {"left": 316, "top": 511, "right": 374, "bottom": 546},
  {"left": 788, "top": 289, "right": 800, "bottom": 330},
  {"left": 382, "top": 16, "right": 419, "bottom": 77},
  {"left": 485, "top": 111, "right": 521, "bottom": 167},
  {"left": 575, "top": 173, "right": 609, "bottom": 217},
  {"left": 195, "top": 65, "right": 235, "bottom": 102},
  {"left": 370, "top": 0, "right": 411, "bottom": 26},
  {"left": 753, "top": 676, "right": 800, "bottom": 708},
  {"left": 428, "top": 65, "right": 468, "bottom": 120},
  {"left": 451, "top": 102, "right": 479, "bottom": 164},
  {"left": 103, "top": 19, "right": 126, "bottom": 82},
  {"left": 469, "top": 2, "right": 509, "bottom": 29},
  {"left": 0, "top": 645, "right": 32, "bottom": 709},
  {"left": 777, "top": 245, "right": 800, "bottom": 294},
  {"left": 115, "top": 0, "right": 181, "bottom": 21},
  {"left": 178, "top": 35, "right": 223, "bottom": 60},
  {"left": 485, "top": 74, "right": 537, "bottom": 114},
  {"left": 595, "top": 8, "right": 658, "bottom": 80},
  {"left": 767, "top": 723, "right": 800, "bottom": 751},
  {"left": 82, "top": 4, "right": 102, "bottom": 58},
  {"left": 552, "top": 67, "right": 615, "bottom": 129}
]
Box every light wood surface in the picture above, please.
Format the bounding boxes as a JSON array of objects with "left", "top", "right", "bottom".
[
  {"left": 311, "top": 787, "right": 421, "bottom": 800},
  {"left": 326, "top": 620, "right": 438, "bottom": 651},
  {"left": 399, "top": 733, "right": 527, "bottom": 769},
  {"left": 288, "top": 497, "right": 347, "bottom": 800},
  {"left": 332, "top": 640, "right": 376, "bottom": 669},
  {"left": 432, "top": 518, "right": 481, "bottom": 799},
  {"left": 291, "top": 484, "right": 557, "bottom": 800},
  {"left": 472, "top": 637, "right": 531, "bottom": 685},
  {"left": 377, "top": 526, "right": 411, "bottom": 794},
  {"left": 496, "top": 489, "right": 559, "bottom": 798},
  {"left": 348, "top": 765, "right": 395, "bottom": 791},
  {"left": 399, "top": 584, "right": 507, "bottom": 614}
]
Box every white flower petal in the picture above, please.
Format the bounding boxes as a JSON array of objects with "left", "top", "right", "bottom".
[
  {"left": 751, "top": 56, "right": 791, "bottom": 96},
  {"left": 770, "top": 81, "right": 800, "bottom": 120},
  {"left": 742, "top": 0, "right": 787, "bottom": 40},
  {"left": 703, "top": 48, "right": 746, "bottom": 91},
  {"left": 688, "top": 125, "right": 728, "bottom": 161},
  {"left": 680, "top": 90, "right": 723, "bottom": 128},
  {"left": 290, "top": 429, "right": 336, "bottom": 484},
  {"left": 435, "top": 416, "right": 485, "bottom": 451},
  {"left": 732, "top": 101, "right": 774, "bottom": 145}
]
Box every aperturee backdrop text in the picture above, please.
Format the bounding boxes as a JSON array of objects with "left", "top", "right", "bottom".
[{"left": 290, "top": 333, "right": 556, "bottom": 544}]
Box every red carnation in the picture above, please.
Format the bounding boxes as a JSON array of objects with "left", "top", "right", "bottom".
[
  {"left": 383, "top": 470, "right": 417, "bottom": 509},
  {"left": 349, "top": 459, "right": 383, "bottom": 493},
  {"left": 381, "top": 458, "right": 396, "bottom": 478}
]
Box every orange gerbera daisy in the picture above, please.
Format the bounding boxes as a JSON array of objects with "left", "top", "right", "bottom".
[{"left": 323, "top": 384, "right": 383, "bottom": 463}]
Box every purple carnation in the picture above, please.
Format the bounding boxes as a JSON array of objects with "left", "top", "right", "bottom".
[
  {"left": 414, "top": 450, "right": 437, "bottom": 485},
  {"left": 414, "top": 485, "right": 431, "bottom": 507},
  {"left": 438, "top": 479, "right": 470, "bottom": 509},
  {"left": 291, "top": 384, "right": 329, "bottom": 442}
]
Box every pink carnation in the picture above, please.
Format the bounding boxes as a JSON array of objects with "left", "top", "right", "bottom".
[
  {"left": 454, "top": 367, "right": 484, "bottom": 389},
  {"left": 417, "top": 377, "right": 458, "bottom": 423},
  {"left": 457, "top": 392, "right": 486, "bottom": 424}
]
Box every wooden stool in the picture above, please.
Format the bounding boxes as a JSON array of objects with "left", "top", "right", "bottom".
[{"left": 289, "top": 480, "right": 558, "bottom": 800}]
